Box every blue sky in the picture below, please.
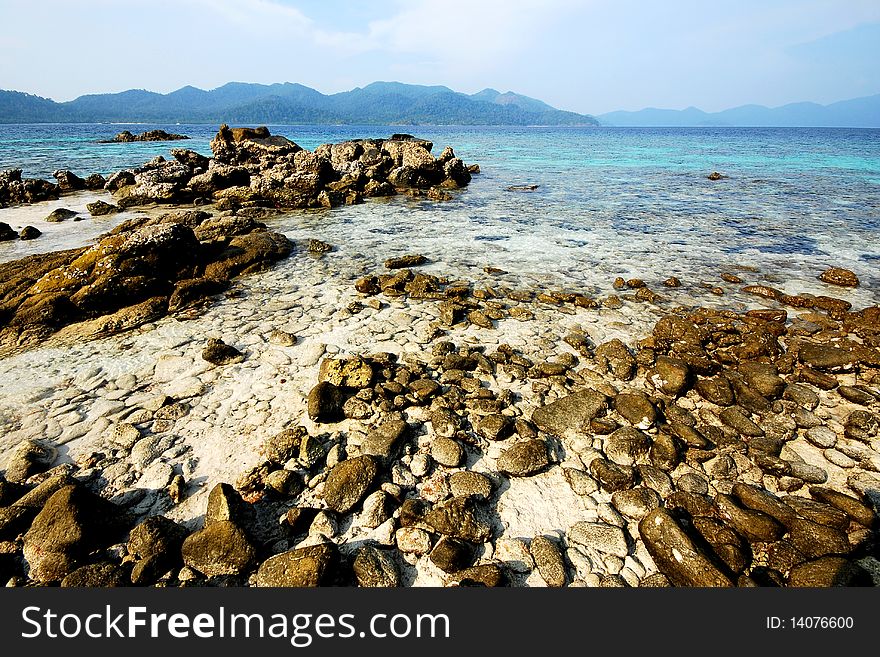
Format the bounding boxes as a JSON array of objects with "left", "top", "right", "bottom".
[{"left": 0, "top": 0, "right": 878, "bottom": 114}]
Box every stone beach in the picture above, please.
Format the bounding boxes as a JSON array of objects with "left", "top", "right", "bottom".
[{"left": 0, "top": 127, "right": 877, "bottom": 588}]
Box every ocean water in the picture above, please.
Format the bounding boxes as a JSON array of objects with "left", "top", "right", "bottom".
[{"left": 1, "top": 123, "right": 879, "bottom": 307}]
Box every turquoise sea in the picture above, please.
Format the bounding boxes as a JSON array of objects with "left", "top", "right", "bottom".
[{"left": 1, "top": 123, "right": 879, "bottom": 304}]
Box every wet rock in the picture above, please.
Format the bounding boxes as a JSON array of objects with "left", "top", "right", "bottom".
[
  {"left": 307, "top": 381, "right": 344, "bottom": 423},
  {"left": 809, "top": 486, "right": 875, "bottom": 527},
  {"left": 595, "top": 339, "right": 636, "bottom": 380},
  {"left": 497, "top": 439, "right": 549, "bottom": 477},
  {"left": 611, "top": 487, "right": 660, "bottom": 520},
  {"left": 255, "top": 544, "right": 336, "bottom": 587},
  {"left": 739, "top": 362, "right": 785, "bottom": 399},
  {"left": 3, "top": 439, "right": 57, "bottom": 483},
  {"left": 425, "top": 496, "right": 491, "bottom": 543},
  {"left": 263, "top": 426, "right": 307, "bottom": 464},
  {"left": 589, "top": 458, "right": 636, "bottom": 492},
  {"left": 362, "top": 420, "right": 409, "bottom": 459},
  {"left": 818, "top": 267, "right": 859, "bottom": 288},
  {"left": 322, "top": 455, "right": 378, "bottom": 513},
  {"left": 45, "top": 208, "right": 78, "bottom": 222},
  {"left": 605, "top": 427, "right": 651, "bottom": 466},
  {"left": 715, "top": 494, "right": 784, "bottom": 542},
  {"left": 614, "top": 393, "right": 656, "bottom": 429},
  {"left": 569, "top": 521, "right": 629, "bottom": 558},
  {"left": 201, "top": 338, "right": 244, "bottom": 365},
  {"left": 181, "top": 521, "right": 256, "bottom": 577},
  {"left": 385, "top": 254, "right": 427, "bottom": 269},
  {"left": 731, "top": 483, "right": 797, "bottom": 527},
  {"left": 695, "top": 376, "right": 734, "bottom": 406},
  {"left": 456, "top": 564, "right": 504, "bottom": 587},
  {"left": 531, "top": 389, "right": 607, "bottom": 439},
  {"left": 101, "top": 129, "right": 189, "bottom": 143},
  {"left": 788, "top": 557, "right": 871, "bottom": 587},
  {"left": 639, "top": 508, "right": 733, "bottom": 587},
  {"left": 649, "top": 432, "right": 680, "bottom": 471},
  {"left": 353, "top": 545, "right": 399, "bottom": 587},
  {"left": 719, "top": 406, "right": 764, "bottom": 437},
  {"left": 476, "top": 413, "right": 513, "bottom": 441},
  {"left": 127, "top": 515, "right": 187, "bottom": 585},
  {"left": 429, "top": 536, "right": 474, "bottom": 573},
  {"left": 838, "top": 386, "right": 876, "bottom": 405},
  {"left": 843, "top": 410, "right": 878, "bottom": 442},
  {"left": 61, "top": 562, "right": 129, "bottom": 587},
  {"left": 692, "top": 517, "right": 750, "bottom": 574},
  {"left": 799, "top": 344, "right": 856, "bottom": 372},
  {"left": 19, "top": 225, "right": 41, "bottom": 240},
  {"left": 23, "top": 485, "right": 123, "bottom": 583},
  {"left": 86, "top": 200, "right": 120, "bottom": 216},
  {"left": 646, "top": 357, "right": 690, "bottom": 396},
  {"left": 788, "top": 517, "right": 850, "bottom": 559}
]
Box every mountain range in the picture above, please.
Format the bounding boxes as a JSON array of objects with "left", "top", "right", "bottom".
[
  {"left": 0, "top": 81, "right": 598, "bottom": 126},
  {"left": 598, "top": 94, "right": 880, "bottom": 127}
]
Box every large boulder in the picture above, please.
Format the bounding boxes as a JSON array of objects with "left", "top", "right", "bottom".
[{"left": 0, "top": 169, "right": 60, "bottom": 208}]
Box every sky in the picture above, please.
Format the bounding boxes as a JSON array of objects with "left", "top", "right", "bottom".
[{"left": 0, "top": 0, "right": 879, "bottom": 115}]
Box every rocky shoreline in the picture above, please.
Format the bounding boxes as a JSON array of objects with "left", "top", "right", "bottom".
[{"left": 0, "top": 128, "right": 878, "bottom": 588}]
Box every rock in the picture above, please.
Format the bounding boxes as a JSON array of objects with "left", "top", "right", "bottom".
[
  {"left": 639, "top": 508, "right": 733, "bottom": 587},
  {"left": 396, "top": 527, "right": 433, "bottom": 555},
  {"left": 838, "top": 386, "right": 876, "bottom": 405},
  {"left": 589, "top": 458, "right": 636, "bottom": 492},
  {"left": 707, "top": 171, "right": 724, "bottom": 180},
  {"left": 497, "top": 439, "right": 549, "bottom": 477},
  {"left": 695, "top": 376, "right": 734, "bottom": 406},
  {"left": 455, "top": 564, "right": 504, "bottom": 587},
  {"left": 448, "top": 471, "right": 493, "bottom": 499},
  {"left": 614, "top": 393, "right": 656, "bottom": 429},
  {"left": 3, "top": 439, "right": 57, "bottom": 483},
  {"left": 201, "top": 338, "right": 244, "bottom": 365},
  {"left": 100, "top": 130, "right": 189, "bottom": 143},
  {"left": 718, "top": 406, "right": 764, "bottom": 437},
  {"left": 0, "top": 168, "right": 60, "bottom": 207},
  {"left": 23, "top": 485, "right": 123, "bottom": 583},
  {"left": 531, "top": 389, "right": 607, "bottom": 439},
  {"left": 809, "top": 487, "right": 875, "bottom": 527},
  {"left": 692, "top": 517, "right": 749, "bottom": 574},
  {"left": 605, "top": 427, "right": 651, "bottom": 466},
  {"left": 307, "top": 381, "right": 344, "bottom": 422},
  {"left": 319, "top": 357, "right": 374, "bottom": 389},
  {"left": 425, "top": 496, "right": 492, "bottom": 543},
  {"left": 715, "top": 494, "right": 784, "bottom": 542},
  {"left": 569, "top": 522, "right": 629, "bottom": 558},
  {"left": 264, "top": 469, "right": 302, "bottom": 496},
  {"left": 322, "top": 456, "right": 378, "bottom": 513},
  {"left": 429, "top": 536, "right": 474, "bottom": 572},
  {"left": 362, "top": 420, "right": 409, "bottom": 459},
  {"left": 595, "top": 339, "right": 636, "bottom": 380},
  {"left": 205, "top": 483, "right": 248, "bottom": 526},
  {"left": 818, "top": 267, "right": 859, "bottom": 288},
  {"left": 0, "top": 222, "right": 17, "bottom": 240},
  {"left": 611, "top": 487, "right": 660, "bottom": 520},
  {"left": 844, "top": 410, "right": 878, "bottom": 442},
  {"left": 788, "top": 517, "right": 850, "bottom": 559},
  {"left": 739, "top": 362, "right": 785, "bottom": 399},
  {"left": 788, "top": 557, "right": 871, "bottom": 587},
  {"left": 52, "top": 170, "right": 86, "bottom": 191},
  {"left": 19, "top": 225, "right": 41, "bottom": 240},
  {"left": 352, "top": 546, "right": 399, "bottom": 587},
  {"left": 127, "top": 515, "right": 187, "bottom": 585},
  {"left": 805, "top": 426, "right": 837, "bottom": 449},
  {"left": 646, "top": 357, "right": 690, "bottom": 396},
  {"left": 84, "top": 173, "right": 107, "bottom": 190},
  {"left": 385, "top": 254, "right": 427, "bottom": 269},
  {"left": 431, "top": 437, "right": 464, "bottom": 467},
  {"left": 263, "top": 426, "right": 307, "bottom": 464},
  {"left": 45, "top": 208, "right": 78, "bottom": 222},
  {"left": 530, "top": 535, "right": 567, "bottom": 587},
  {"left": 181, "top": 521, "right": 256, "bottom": 577},
  {"left": 255, "top": 544, "right": 336, "bottom": 587},
  {"left": 61, "top": 562, "right": 129, "bottom": 587},
  {"left": 86, "top": 200, "right": 120, "bottom": 216}
]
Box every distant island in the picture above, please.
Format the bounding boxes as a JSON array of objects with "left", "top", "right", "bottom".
[
  {"left": 0, "top": 81, "right": 599, "bottom": 126},
  {"left": 599, "top": 94, "right": 880, "bottom": 128}
]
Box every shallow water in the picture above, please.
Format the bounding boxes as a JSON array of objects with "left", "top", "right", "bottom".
[{"left": 1, "top": 123, "right": 879, "bottom": 305}]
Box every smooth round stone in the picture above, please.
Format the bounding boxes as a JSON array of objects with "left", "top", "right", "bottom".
[
  {"left": 806, "top": 426, "right": 838, "bottom": 449},
  {"left": 431, "top": 437, "right": 464, "bottom": 467},
  {"left": 824, "top": 449, "right": 857, "bottom": 468}
]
